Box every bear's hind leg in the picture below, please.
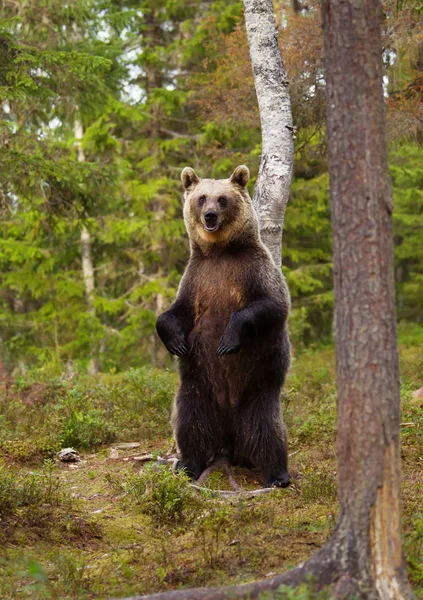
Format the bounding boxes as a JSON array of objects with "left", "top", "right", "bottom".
[
  {"left": 173, "top": 379, "right": 224, "bottom": 481},
  {"left": 234, "top": 386, "right": 290, "bottom": 488}
]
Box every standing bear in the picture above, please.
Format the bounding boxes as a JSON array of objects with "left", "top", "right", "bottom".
[{"left": 156, "top": 165, "right": 291, "bottom": 487}]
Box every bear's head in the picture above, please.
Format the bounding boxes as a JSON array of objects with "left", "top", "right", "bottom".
[{"left": 181, "top": 165, "right": 259, "bottom": 249}]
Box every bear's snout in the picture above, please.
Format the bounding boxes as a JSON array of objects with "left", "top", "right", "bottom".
[{"left": 204, "top": 211, "right": 219, "bottom": 231}]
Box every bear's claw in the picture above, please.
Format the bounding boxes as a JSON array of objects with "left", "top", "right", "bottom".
[
  {"left": 265, "top": 473, "right": 291, "bottom": 489},
  {"left": 169, "top": 342, "right": 188, "bottom": 356}
]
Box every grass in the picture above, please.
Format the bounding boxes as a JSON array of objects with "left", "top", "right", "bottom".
[
  {"left": 0, "top": 322, "right": 422, "bottom": 598},
  {"left": 0, "top": 458, "right": 100, "bottom": 553},
  {"left": 0, "top": 367, "right": 175, "bottom": 462}
]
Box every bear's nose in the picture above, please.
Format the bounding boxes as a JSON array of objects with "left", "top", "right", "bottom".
[{"left": 204, "top": 211, "right": 218, "bottom": 226}]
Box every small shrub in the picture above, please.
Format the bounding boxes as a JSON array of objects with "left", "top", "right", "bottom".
[
  {"left": 405, "top": 512, "right": 423, "bottom": 592},
  {"left": 58, "top": 387, "right": 116, "bottom": 449},
  {"left": 197, "top": 506, "right": 232, "bottom": 567},
  {"left": 0, "top": 459, "right": 65, "bottom": 526},
  {"left": 1, "top": 435, "right": 60, "bottom": 464},
  {"left": 132, "top": 464, "right": 194, "bottom": 523},
  {"left": 60, "top": 408, "right": 115, "bottom": 449},
  {"left": 0, "top": 460, "right": 98, "bottom": 542},
  {"left": 107, "top": 464, "right": 195, "bottom": 524},
  {"left": 117, "top": 367, "right": 175, "bottom": 439},
  {"left": 0, "top": 368, "right": 176, "bottom": 460},
  {"left": 53, "top": 551, "right": 88, "bottom": 595}
]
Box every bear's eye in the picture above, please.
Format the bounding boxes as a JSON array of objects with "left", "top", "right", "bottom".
[
  {"left": 198, "top": 195, "right": 207, "bottom": 207},
  {"left": 218, "top": 196, "right": 227, "bottom": 208}
]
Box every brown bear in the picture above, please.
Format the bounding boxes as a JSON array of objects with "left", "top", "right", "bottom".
[{"left": 156, "top": 165, "right": 291, "bottom": 487}]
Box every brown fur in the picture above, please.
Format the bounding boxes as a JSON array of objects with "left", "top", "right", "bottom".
[
  {"left": 182, "top": 166, "right": 261, "bottom": 253},
  {"left": 156, "top": 166, "right": 291, "bottom": 487}
]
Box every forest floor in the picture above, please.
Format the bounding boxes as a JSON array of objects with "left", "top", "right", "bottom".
[{"left": 0, "top": 324, "right": 422, "bottom": 599}]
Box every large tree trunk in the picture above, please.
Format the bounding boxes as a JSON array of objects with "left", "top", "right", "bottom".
[
  {"left": 320, "top": 1, "right": 413, "bottom": 596},
  {"left": 123, "top": 1, "right": 416, "bottom": 599},
  {"left": 75, "top": 120, "right": 99, "bottom": 375},
  {"left": 243, "top": 0, "right": 294, "bottom": 268}
]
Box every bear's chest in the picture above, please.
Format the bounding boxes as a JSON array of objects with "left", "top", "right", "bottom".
[{"left": 192, "top": 260, "right": 245, "bottom": 325}]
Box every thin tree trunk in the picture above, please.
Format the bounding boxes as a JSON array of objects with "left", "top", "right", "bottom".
[
  {"left": 243, "top": 0, "right": 294, "bottom": 269},
  {"left": 144, "top": 8, "right": 162, "bottom": 153},
  {"left": 12, "top": 294, "right": 26, "bottom": 375},
  {"left": 0, "top": 336, "right": 7, "bottom": 385},
  {"left": 122, "top": 1, "right": 416, "bottom": 599},
  {"left": 75, "top": 120, "right": 99, "bottom": 375}
]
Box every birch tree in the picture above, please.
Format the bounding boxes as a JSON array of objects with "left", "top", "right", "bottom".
[
  {"left": 243, "top": 0, "right": 294, "bottom": 268},
  {"left": 75, "top": 121, "right": 99, "bottom": 375}
]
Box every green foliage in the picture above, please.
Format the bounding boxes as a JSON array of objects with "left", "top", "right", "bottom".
[
  {"left": 0, "top": 0, "right": 421, "bottom": 370},
  {"left": 259, "top": 583, "right": 332, "bottom": 600},
  {"left": 284, "top": 347, "right": 337, "bottom": 446},
  {"left": 0, "top": 460, "right": 61, "bottom": 520},
  {"left": 391, "top": 144, "right": 423, "bottom": 322},
  {"left": 60, "top": 404, "right": 116, "bottom": 449},
  {"left": 0, "top": 458, "right": 94, "bottom": 542},
  {"left": 0, "top": 335, "right": 422, "bottom": 596},
  {"left": 405, "top": 512, "right": 423, "bottom": 592},
  {"left": 1, "top": 436, "right": 60, "bottom": 463},
  {"left": 197, "top": 505, "right": 233, "bottom": 567},
  {"left": 284, "top": 164, "right": 332, "bottom": 346},
  {"left": 0, "top": 367, "right": 175, "bottom": 462},
  {"left": 107, "top": 463, "right": 195, "bottom": 524}
]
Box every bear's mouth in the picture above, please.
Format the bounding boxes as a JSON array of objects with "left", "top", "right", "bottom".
[{"left": 203, "top": 223, "right": 220, "bottom": 233}]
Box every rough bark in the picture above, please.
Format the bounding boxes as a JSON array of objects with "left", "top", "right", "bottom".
[
  {"left": 321, "top": 0, "right": 414, "bottom": 597},
  {"left": 122, "top": 1, "right": 416, "bottom": 599},
  {"left": 75, "top": 121, "right": 99, "bottom": 375},
  {"left": 243, "top": 0, "right": 294, "bottom": 268}
]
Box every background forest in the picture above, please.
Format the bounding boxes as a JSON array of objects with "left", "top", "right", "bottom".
[
  {"left": 0, "top": 0, "right": 422, "bottom": 374},
  {"left": 0, "top": 2, "right": 423, "bottom": 598}
]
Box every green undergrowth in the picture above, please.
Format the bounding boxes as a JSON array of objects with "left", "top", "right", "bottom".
[
  {"left": 0, "top": 367, "right": 176, "bottom": 463},
  {"left": 106, "top": 463, "right": 199, "bottom": 524},
  {"left": 0, "top": 459, "right": 100, "bottom": 546},
  {"left": 0, "top": 325, "right": 422, "bottom": 598},
  {"left": 259, "top": 583, "right": 332, "bottom": 599}
]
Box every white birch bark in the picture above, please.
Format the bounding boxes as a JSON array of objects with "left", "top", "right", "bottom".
[
  {"left": 0, "top": 337, "right": 7, "bottom": 385},
  {"left": 243, "top": 0, "right": 294, "bottom": 269},
  {"left": 75, "top": 120, "right": 99, "bottom": 374},
  {"left": 80, "top": 225, "right": 95, "bottom": 308}
]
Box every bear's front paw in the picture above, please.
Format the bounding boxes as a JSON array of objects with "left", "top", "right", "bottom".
[
  {"left": 165, "top": 334, "right": 189, "bottom": 357},
  {"left": 156, "top": 312, "right": 189, "bottom": 357},
  {"left": 216, "top": 331, "right": 241, "bottom": 356}
]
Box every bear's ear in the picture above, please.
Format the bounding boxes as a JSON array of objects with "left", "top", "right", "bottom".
[
  {"left": 181, "top": 167, "right": 200, "bottom": 190},
  {"left": 230, "top": 165, "right": 249, "bottom": 188}
]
